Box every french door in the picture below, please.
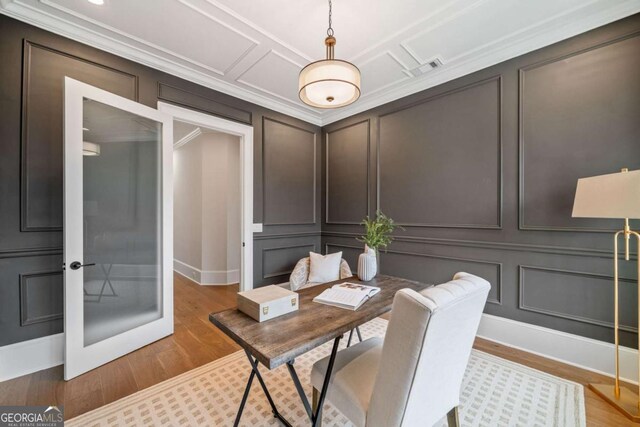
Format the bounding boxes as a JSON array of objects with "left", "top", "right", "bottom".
[{"left": 63, "top": 77, "right": 173, "bottom": 380}]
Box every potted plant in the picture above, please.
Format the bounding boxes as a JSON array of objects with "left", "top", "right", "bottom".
[{"left": 356, "top": 210, "right": 401, "bottom": 280}]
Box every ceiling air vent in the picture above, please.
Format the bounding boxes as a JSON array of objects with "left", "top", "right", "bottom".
[{"left": 408, "top": 57, "right": 444, "bottom": 77}]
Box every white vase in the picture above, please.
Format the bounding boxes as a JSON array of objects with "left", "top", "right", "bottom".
[{"left": 357, "top": 245, "right": 377, "bottom": 281}]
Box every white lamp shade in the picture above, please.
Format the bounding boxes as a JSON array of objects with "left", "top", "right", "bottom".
[
  {"left": 299, "top": 60, "right": 361, "bottom": 108},
  {"left": 83, "top": 141, "right": 101, "bottom": 156},
  {"left": 572, "top": 169, "right": 640, "bottom": 219}
]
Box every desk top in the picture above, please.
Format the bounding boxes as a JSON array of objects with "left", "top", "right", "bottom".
[{"left": 209, "top": 275, "right": 430, "bottom": 369}]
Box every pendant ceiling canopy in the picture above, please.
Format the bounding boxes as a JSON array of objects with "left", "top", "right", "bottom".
[{"left": 298, "top": 0, "right": 361, "bottom": 109}]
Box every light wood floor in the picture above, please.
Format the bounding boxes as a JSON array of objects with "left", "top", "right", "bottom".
[{"left": 0, "top": 273, "right": 635, "bottom": 426}]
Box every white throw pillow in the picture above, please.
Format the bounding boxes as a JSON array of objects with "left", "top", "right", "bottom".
[{"left": 308, "top": 251, "right": 342, "bottom": 284}]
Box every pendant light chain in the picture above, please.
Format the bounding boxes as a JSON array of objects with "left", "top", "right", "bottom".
[
  {"left": 298, "top": 0, "right": 360, "bottom": 108},
  {"left": 327, "top": 0, "right": 334, "bottom": 36}
]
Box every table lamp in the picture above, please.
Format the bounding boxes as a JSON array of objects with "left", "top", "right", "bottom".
[{"left": 572, "top": 168, "right": 640, "bottom": 421}]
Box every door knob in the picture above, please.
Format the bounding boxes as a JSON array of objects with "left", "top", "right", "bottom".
[{"left": 69, "top": 261, "right": 96, "bottom": 270}]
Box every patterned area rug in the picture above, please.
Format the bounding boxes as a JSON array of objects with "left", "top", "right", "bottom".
[{"left": 67, "top": 318, "right": 585, "bottom": 427}]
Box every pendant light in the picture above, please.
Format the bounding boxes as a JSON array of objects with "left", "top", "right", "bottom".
[
  {"left": 83, "top": 141, "right": 101, "bottom": 156},
  {"left": 298, "top": 0, "right": 361, "bottom": 109}
]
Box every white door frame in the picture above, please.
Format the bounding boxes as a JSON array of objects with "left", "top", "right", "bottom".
[
  {"left": 158, "top": 102, "right": 254, "bottom": 292},
  {"left": 64, "top": 77, "right": 174, "bottom": 380}
]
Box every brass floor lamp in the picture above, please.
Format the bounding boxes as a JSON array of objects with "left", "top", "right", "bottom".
[{"left": 573, "top": 168, "right": 640, "bottom": 422}]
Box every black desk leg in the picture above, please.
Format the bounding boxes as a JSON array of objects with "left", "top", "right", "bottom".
[
  {"left": 236, "top": 337, "right": 341, "bottom": 427},
  {"left": 237, "top": 350, "right": 293, "bottom": 427},
  {"left": 233, "top": 367, "right": 255, "bottom": 427},
  {"left": 347, "top": 329, "right": 354, "bottom": 347},
  {"left": 347, "top": 327, "right": 363, "bottom": 348},
  {"left": 287, "top": 336, "right": 342, "bottom": 427}
]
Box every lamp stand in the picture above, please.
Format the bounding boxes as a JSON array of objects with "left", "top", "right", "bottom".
[{"left": 589, "top": 217, "right": 640, "bottom": 422}]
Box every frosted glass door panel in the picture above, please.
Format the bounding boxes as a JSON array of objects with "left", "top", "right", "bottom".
[
  {"left": 82, "top": 98, "right": 163, "bottom": 346},
  {"left": 65, "top": 78, "right": 172, "bottom": 381}
]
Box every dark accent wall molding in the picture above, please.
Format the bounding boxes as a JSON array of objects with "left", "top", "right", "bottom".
[
  {"left": 262, "top": 116, "right": 317, "bottom": 226},
  {"left": 262, "top": 243, "right": 317, "bottom": 279},
  {"left": 376, "top": 75, "right": 503, "bottom": 229},
  {"left": 322, "top": 14, "right": 640, "bottom": 347},
  {"left": 325, "top": 119, "right": 370, "bottom": 225},
  {"left": 157, "top": 82, "right": 252, "bottom": 125},
  {"left": 0, "top": 15, "right": 321, "bottom": 346},
  {"left": 19, "top": 271, "right": 64, "bottom": 326},
  {"left": 253, "top": 231, "right": 321, "bottom": 241},
  {"left": 0, "top": 247, "right": 63, "bottom": 259},
  {"left": 21, "top": 39, "right": 139, "bottom": 232},
  {"left": 518, "top": 30, "right": 640, "bottom": 232},
  {"left": 519, "top": 265, "right": 637, "bottom": 333},
  {"left": 321, "top": 231, "right": 637, "bottom": 260},
  {"left": 325, "top": 243, "right": 503, "bottom": 306}
]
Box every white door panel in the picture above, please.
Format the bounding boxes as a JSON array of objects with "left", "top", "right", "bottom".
[{"left": 63, "top": 77, "right": 173, "bottom": 380}]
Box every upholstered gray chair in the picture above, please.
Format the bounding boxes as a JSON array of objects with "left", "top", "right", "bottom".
[{"left": 310, "top": 272, "right": 490, "bottom": 427}]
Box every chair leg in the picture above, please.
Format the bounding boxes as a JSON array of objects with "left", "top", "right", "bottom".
[{"left": 446, "top": 406, "right": 460, "bottom": 427}]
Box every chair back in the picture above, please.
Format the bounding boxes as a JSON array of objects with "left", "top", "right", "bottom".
[
  {"left": 288, "top": 257, "right": 352, "bottom": 291},
  {"left": 366, "top": 273, "right": 490, "bottom": 427}
]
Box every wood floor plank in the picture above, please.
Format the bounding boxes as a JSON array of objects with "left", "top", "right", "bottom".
[
  {"left": 127, "top": 349, "right": 170, "bottom": 391},
  {"left": 97, "top": 357, "right": 139, "bottom": 405},
  {"left": 155, "top": 345, "right": 196, "bottom": 379},
  {"left": 62, "top": 368, "right": 104, "bottom": 419},
  {"left": 24, "top": 365, "right": 64, "bottom": 407},
  {"left": 0, "top": 373, "right": 31, "bottom": 406}
]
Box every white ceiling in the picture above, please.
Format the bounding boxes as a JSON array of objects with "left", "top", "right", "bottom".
[{"left": 2, "top": 0, "right": 639, "bottom": 125}]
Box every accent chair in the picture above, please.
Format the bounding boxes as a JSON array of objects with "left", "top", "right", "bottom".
[{"left": 310, "top": 272, "right": 491, "bottom": 427}]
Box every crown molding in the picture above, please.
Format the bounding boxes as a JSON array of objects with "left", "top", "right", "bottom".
[
  {"left": 0, "top": 0, "right": 324, "bottom": 126},
  {"left": 321, "top": 0, "right": 640, "bottom": 125},
  {"left": 2, "top": 0, "right": 639, "bottom": 127},
  {"left": 173, "top": 127, "right": 202, "bottom": 149}
]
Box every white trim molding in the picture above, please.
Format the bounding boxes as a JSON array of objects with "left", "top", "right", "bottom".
[
  {"left": 0, "top": 0, "right": 323, "bottom": 126},
  {"left": 0, "top": 333, "right": 64, "bottom": 382},
  {"left": 174, "top": 259, "right": 239, "bottom": 285},
  {"left": 2, "top": 0, "right": 639, "bottom": 126},
  {"left": 478, "top": 313, "right": 639, "bottom": 385},
  {"left": 173, "top": 127, "right": 202, "bottom": 149},
  {"left": 159, "top": 102, "right": 253, "bottom": 292}
]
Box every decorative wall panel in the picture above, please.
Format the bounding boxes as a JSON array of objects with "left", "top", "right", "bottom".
[
  {"left": 378, "top": 76, "right": 502, "bottom": 229},
  {"left": 326, "top": 120, "right": 370, "bottom": 225}
]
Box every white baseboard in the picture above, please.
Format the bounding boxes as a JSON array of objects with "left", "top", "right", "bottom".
[
  {"left": 173, "top": 259, "right": 202, "bottom": 283},
  {"left": 200, "top": 269, "right": 239, "bottom": 285},
  {"left": 173, "top": 260, "right": 238, "bottom": 285},
  {"left": 478, "top": 313, "right": 638, "bottom": 385},
  {"left": 0, "top": 333, "right": 64, "bottom": 382}
]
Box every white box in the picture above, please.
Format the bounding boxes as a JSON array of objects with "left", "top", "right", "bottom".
[{"left": 237, "top": 285, "right": 299, "bottom": 322}]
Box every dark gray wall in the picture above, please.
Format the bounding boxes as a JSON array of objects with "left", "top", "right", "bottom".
[
  {"left": 322, "top": 14, "right": 640, "bottom": 347},
  {"left": 3, "top": 12, "right": 639, "bottom": 350},
  {"left": 0, "top": 15, "right": 320, "bottom": 346}
]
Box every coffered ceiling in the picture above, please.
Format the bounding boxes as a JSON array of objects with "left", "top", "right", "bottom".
[{"left": 2, "top": 0, "right": 639, "bottom": 125}]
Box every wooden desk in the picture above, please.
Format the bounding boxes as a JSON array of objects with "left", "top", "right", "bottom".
[{"left": 209, "top": 275, "right": 430, "bottom": 427}]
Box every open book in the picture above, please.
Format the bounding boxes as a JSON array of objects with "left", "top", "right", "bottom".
[{"left": 313, "top": 282, "right": 381, "bottom": 310}]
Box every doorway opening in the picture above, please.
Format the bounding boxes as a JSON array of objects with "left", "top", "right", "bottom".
[
  {"left": 173, "top": 124, "right": 241, "bottom": 286},
  {"left": 158, "top": 102, "right": 253, "bottom": 293}
]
